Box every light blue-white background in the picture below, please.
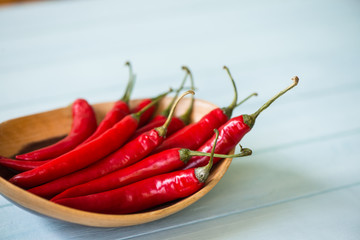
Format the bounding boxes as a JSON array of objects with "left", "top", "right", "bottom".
[{"left": 1, "top": 0, "right": 359, "bottom": 239}]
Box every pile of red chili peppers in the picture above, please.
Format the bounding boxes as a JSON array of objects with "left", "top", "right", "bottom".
[{"left": 0, "top": 63, "right": 299, "bottom": 215}]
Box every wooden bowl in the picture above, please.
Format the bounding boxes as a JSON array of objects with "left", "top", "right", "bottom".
[{"left": 0, "top": 97, "right": 233, "bottom": 227}]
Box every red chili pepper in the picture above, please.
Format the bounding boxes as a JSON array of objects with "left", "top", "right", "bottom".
[
  {"left": 52, "top": 146, "right": 251, "bottom": 200},
  {"left": 15, "top": 98, "right": 97, "bottom": 161},
  {"left": 154, "top": 66, "right": 257, "bottom": 153},
  {"left": 9, "top": 89, "right": 171, "bottom": 189},
  {"left": 27, "top": 90, "right": 195, "bottom": 198},
  {"left": 53, "top": 129, "right": 222, "bottom": 214},
  {"left": 131, "top": 66, "right": 195, "bottom": 139},
  {"left": 0, "top": 156, "right": 48, "bottom": 172},
  {"left": 184, "top": 76, "right": 299, "bottom": 169},
  {"left": 80, "top": 62, "right": 135, "bottom": 145}
]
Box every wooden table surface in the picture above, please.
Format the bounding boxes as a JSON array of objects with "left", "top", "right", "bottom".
[{"left": 1, "top": 0, "right": 359, "bottom": 239}]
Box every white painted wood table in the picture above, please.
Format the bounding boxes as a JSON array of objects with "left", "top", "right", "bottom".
[{"left": 1, "top": 0, "right": 359, "bottom": 239}]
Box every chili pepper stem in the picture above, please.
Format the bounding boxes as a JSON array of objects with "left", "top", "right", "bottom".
[
  {"left": 235, "top": 92, "right": 258, "bottom": 108},
  {"left": 222, "top": 66, "right": 238, "bottom": 119},
  {"left": 195, "top": 129, "right": 219, "bottom": 183},
  {"left": 243, "top": 76, "right": 299, "bottom": 129},
  {"left": 179, "top": 66, "right": 195, "bottom": 125},
  {"left": 179, "top": 146, "right": 252, "bottom": 164},
  {"left": 121, "top": 61, "right": 136, "bottom": 104},
  {"left": 161, "top": 67, "right": 189, "bottom": 117},
  {"left": 133, "top": 88, "right": 173, "bottom": 121},
  {"left": 156, "top": 90, "right": 195, "bottom": 137}
]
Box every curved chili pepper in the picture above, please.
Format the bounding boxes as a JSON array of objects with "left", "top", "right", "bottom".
[
  {"left": 154, "top": 66, "right": 257, "bottom": 153},
  {"left": 131, "top": 66, "right": 195, "bottom": 139},
  {"left": 81, "top": 62, "right": 135, "bottom": 145},
  {"left": 53, "top": 168, "right": 204, "bottom": 214},
  {"left": 52, "top": 146, "right": 251, "bottom": 200},
  {"left": 184, "top": 76, "right": 299, "bottom": 169},
  {"left": 27, "top": 90, "right": 195, "bottom": 198},
  {"left": 15, "top": 98, "right": 97, "bottom": 161},
  {"left": 0, "top": 156, "right": 48, "bottom": 172},
  {"left": 9, "top": 89, "right": 171, "bottom": 189},
  {"left": 53, "top": 129, "right": 221, "bottom": 214}
]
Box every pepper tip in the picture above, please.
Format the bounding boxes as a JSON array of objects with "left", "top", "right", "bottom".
[
  {"left": 292, "top": 76, "right": 299, "bottom": 85},
  {"left": 181, "top": 66, "right": 191, "bottom": 74}
]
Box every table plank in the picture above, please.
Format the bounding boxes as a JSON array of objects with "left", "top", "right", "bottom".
[
  {"left": 0, "top": 0, "right": 359, "bottom": 239},
  {"left": 131, "top": 184, "right": 360, "bottom": 240}
]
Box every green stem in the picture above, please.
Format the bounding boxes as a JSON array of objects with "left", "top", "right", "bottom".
[
  {"left": 221, "top": 66, "right": 238, "bottom": 119},
  {"left": 243, "top": 76, "right": 299, "bottom": 129},
  {"left": 179, "top": 145, "right": 252, "bottom": 164},
  {"left": 155, "top": 90, "right": 195, "bottom": 137},
  {"left": 121, "top": 61, "right": 136, "bottom": 104},
  {"left": 188, "top": 147, "right": 252, "bottom": 159},
  {"left": 161, "top": 67, "right": 189, "bottom": 117},
  {"left": 195, "top": 129, "right": 219, "bottom": 183},
  {"left": 179, "top": 66, "right": 195, "bottom": 125},
  {"left": 235, "top": 92, "right": 258, "bottom": 108},
  {"left": 133, "top": 88, "right": 173, "bottom": 120}
]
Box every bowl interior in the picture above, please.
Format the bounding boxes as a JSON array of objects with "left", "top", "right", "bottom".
[{"left": 0, "top": 97, "right": 233, "bottom": 227}]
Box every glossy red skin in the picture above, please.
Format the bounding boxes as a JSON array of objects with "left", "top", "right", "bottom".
[
  {"left": 52, "top": 148, "right": 185, "bottom": 200},
  {"left": 130, "top": 115, "right": 185, "bottom": 140},
  {"left": 0, "top": 157, "right": 48, "bottom": 172},
  {"left": 81, "top": 100, "right": 130, "bottom": 145},
  {"left": 9, "top": 115, "right": 139, "bottom": 189},
  {"left": 28, "top": 129, "right": 165, "bottom": 199},
  {"left": 183, "top": 115, "right": 251, "bottom": 169},
  {"left": 16, "top": 99, "right": 97, "bottom": 161},
  {"left": 154, "top": 108, "right": 228, "bottom": 153},
  {"left": 53, "top": 169, "right": 203, "bottom": 214},
  {"left": 131, "top": 99, "right": 156, "bottom": 127}
]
